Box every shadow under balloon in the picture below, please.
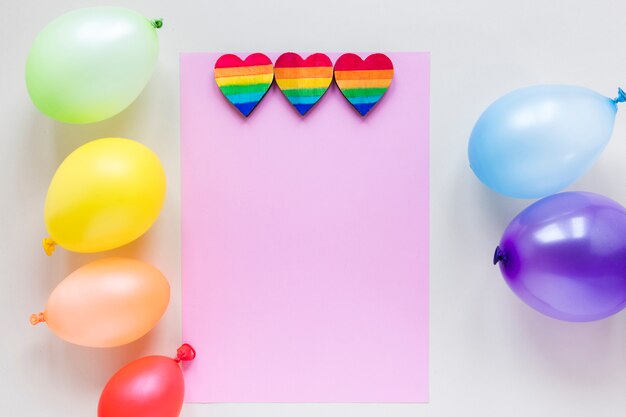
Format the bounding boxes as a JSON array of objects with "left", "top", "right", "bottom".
[
  {"left": 26, "top": 323, "right": 161, "bottom": 397},
  {"left": 61, "top": 226, "right": 161, "bottom": 274},
  {"left": 474, "top": 178, "right": 531, "bottom": 229},
  {"left": 456, "top": 155, "right": 624, "bottom": 386},
  {"left": 446, "top": 155, "right": 529, "bottom": 268},
  {"left": 49, "top": 89, "right": 154, "bottom": 160},
  {"left": 513, "top": 303, "right": 622, "bottom": 387}
]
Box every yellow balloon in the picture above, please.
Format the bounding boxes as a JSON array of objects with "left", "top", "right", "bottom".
[
  {"left": 31, "top": 257, "right": 170, "bottom": 347},
  {"left": 43, "top": 138, "right": 166, "bottom": 255}
]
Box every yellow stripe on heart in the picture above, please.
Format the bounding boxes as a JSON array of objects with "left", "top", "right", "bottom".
[{"left": 215, "top": 73, "right": 274, "bottom": 87}]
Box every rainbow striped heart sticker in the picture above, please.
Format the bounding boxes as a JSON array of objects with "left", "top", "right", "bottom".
[
  {"left": 334, "top": 53, "right": 394, "bottom": 116},
  {"left": 274, "top": 53, "right": 334, "bottom": 115},
  {"left": 214, "top": 53, "right": 274, "bottom": 117}
]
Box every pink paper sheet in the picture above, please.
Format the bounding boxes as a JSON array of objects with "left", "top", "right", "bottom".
[{"left": 181, "top": 52, "right": 429, "bottom": 403}]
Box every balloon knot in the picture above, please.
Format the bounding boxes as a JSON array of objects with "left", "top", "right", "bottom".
[
  {"left": 613, "top": 87, "right": 626, "bottom": 104},
  {"left": 42, "top": 238, "right": 56, "bottom": 256},
  {"left": 30, "top": 312, "right": 45, "bottom": 325},
  {"left": 151, "top": 18, "right": 163, "bottom": 29},
  {"left": 174, "top": 343, "right": 196, "bottom": 363},
  {"left": 493, "top": 246, "right": 507, "bottom": 265}
]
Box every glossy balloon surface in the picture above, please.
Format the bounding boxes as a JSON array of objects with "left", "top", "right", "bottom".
[
  {"left": 44, "top": 137, "right": 166, "bottom": 254},
  {"left": 496, "top": 192, "right": 626, "bottom": 321},
  {"left": 39, "top": 257, "right": 170, "bottom": 347},
  {"left": 98, "top": 356, "right": 184, "bottom": 417},
  {"left": 469, "top": 85, "right": 617, "bottom": 198},
  {"left": 26, "top": 6, "right": 160, "bottom": 123}
]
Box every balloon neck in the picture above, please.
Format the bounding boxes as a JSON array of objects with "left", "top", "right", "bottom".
[
  {"left": 493, "top": 246, "right": 507, "bottom": 265},
  {"left": 613, "top": 87, "right": 626, "bottom": 104},
  {"left": 30, "top": 312, "right": 45, "bottom": 325},
  {"left": 174, "top": 343, "right": 196, "bottom": 363},
  {"left": 42, "top": 238, "right": 56, "bottom": 256},
  {"left": 151, "top": 18, "right": 163, "bottom": 29}
]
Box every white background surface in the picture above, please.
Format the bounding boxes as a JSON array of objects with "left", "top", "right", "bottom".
[{"left": 2, "top": 1, "right": 626, "bottom": 416}]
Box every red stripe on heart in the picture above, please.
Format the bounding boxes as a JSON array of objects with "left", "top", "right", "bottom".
[
  {"left": 274, "top": 53, "right": 333, "bottom": 69},
  {"left": 214, "top": 53, "right": 273, "bottom": 68},
  {"left": 334, "top": 53, "right": 393, "bottom": 71}
]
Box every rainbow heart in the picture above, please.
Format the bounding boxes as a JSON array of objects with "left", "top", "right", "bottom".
[
  {"left": 274, "top": 53, "right": 334, "bottom": 116},
  {"left": 214, "top": 53, "right": 274, "bottom": 117},
  {"left": 334, "top": 53, "right": 394, "bottom": 116}
]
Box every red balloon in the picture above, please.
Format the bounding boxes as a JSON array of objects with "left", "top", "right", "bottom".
[{"left": 98, "top": 344, "right": 195, "bottom": 417}]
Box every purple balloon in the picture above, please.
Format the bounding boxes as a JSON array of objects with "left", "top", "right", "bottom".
[{"left": 495, "top": 192, "right": 626, "bottom": 322}]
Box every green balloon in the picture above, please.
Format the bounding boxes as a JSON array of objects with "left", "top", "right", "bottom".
[{"left": 26, "top": 7, "right": 161, "bottom": 124}]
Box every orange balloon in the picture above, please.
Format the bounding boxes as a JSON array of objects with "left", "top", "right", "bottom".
[{"left": 31, "top": 257, "right": 170, "bottom": 347}]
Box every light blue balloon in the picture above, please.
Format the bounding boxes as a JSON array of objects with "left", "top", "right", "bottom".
[{"left": 468, "top": 85, "right": 624, "bottom": 198}]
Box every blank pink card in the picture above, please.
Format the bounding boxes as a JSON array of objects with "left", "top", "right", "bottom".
[{"left": 181, "top": 52, "right": 429, "bottom": 403}]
